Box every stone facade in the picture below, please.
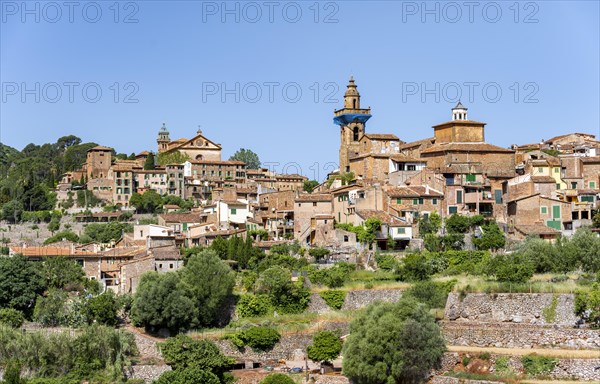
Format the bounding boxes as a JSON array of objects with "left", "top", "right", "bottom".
[{"left": 307, "top": 288, "right": 404, "bottom": 314}]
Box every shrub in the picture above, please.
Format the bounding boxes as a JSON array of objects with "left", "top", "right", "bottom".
[
  {"left": 405, "top": 280, "right": 456, "bottom": 309},
  {"left": 397, "top": 253, "right": 433, "bottom": 281},
  {"left": 495, "top": 356, "right": 510, "bottom": 373},
  {"left": 319, "top": 290, "right": 346, "bottom": 310},
  {"left": 307, "top": 330, "right": 342, "bottom": 363},
  {"left": 309, "top": 247, "right": 331, "bottom": 261},
  {"left": 43, "top": 230, "right": 79, "bottom": 245},
  {"left": 240, "top": 326, "right": 280, "bottom": 351},
  {"left": 521, "top": 354, "right": 557, "bottom": 376},
  {"left": 260, "top": 373, "right": 295, "bottom": 384},
  {"left": 484, "top": 253, "right": 534, "bottom": 283},
  {"left": 375, "top": 253, "right": 397, "bottom": 271},
  {"left": 0, "top": 308, "right": 25, "bottom": 328},
  {"left": 236, "top": 294, "right": 272, "bottom": 318}
]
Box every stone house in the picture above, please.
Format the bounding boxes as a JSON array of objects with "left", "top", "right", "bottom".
[
  {"left": 507, "top": 193, "right": 572, "bottom": 237},
  {"left": 293, "top": 193, "right": 334, "bottom": 245}
]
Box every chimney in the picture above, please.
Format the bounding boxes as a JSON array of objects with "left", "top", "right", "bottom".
[{"left": 425, "top": 185, "right": 430, "bottom": 195}]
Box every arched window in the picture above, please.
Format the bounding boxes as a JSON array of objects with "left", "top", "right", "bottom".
[
  {"left": 353, "top": 127, "right": 359, "bottom": 141},
  {"left": 352, "top": 99, "right": 356, "bottom": 109},
  {"left": 196, "top": 154, "right": 203, "bottom": 160}
]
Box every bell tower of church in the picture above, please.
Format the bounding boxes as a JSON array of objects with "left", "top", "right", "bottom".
[
  {"left": 157, "top": 123, "right": 171, "bottom": 153},
  {"left": 334, "top": 76, "right": 372, "bottom": 173}
]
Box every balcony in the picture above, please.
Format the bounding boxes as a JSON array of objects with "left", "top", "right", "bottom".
[{"left": 464, "top": 192, "right": 495, "bottom": 204}]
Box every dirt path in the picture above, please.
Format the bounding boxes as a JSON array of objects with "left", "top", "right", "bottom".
[{"left": 448, "top": 345, "right": 600, "bottom": 359}]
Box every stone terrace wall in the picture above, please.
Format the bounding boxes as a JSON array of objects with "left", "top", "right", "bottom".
[
  {"left": 444, "top": 293, "right": 577, "bottom": 326},
  {"left": 308, "top": 288, "right": 404, "bottom": 313},
  {"left": 437, "top": 352, "right": 600, "bottom": 381},
  {"left": 441, "top": 321, "right": 600, "bottom": 349},
  {"left": 214, "top": 322, "right": 349, "bottom": 361}
]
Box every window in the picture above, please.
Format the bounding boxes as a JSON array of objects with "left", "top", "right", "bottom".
[
  {"left": 432, "top": 198, "right": 438, "bottom": 205},
  {"left": 494, "top": 189, "right": 502, "bottom": 204},
  {"left": 230, "top": 208, "right": 237, "bottom": 214},
  {"left": 396, "top": 198, "right": 401, "bottom": 204},
  {"left": 353, "top": 127, "right": 359, "bottom": 141},
  {"left": 456, "top": 190, "right": 463, "bottom": 204},
  {"left": 343, "top": 235, "right": 349, "bottom": 242},
  {"left": 466, "top": 174, "right": 476, "bottom": 182},
  {"left": 538, "top": 167, "right": 544, "bottom": 173},
  {"left": 590, "top": 181, "right": 596, "bottom": 189},
  {"left": 554, "top": 167, "right": 560, "bottom": 173},
  {"left": 552, "top": 205, "right": 561, "bottom": 219},
  {"left": 397, "top": 227, "right": 406, "bottom": 234},
  {"left": 556, "top": 184, "right": 561, "bottom": 190},
  {"left": 313, "top": 202, "right": 317, "bottom": 207},
  {"left": 571, "top": 182, "right": 577, "bottom": 189},
  {"left": 418, "top": 198, "right": 424, "bottom": 205},
  {"left": 581, "top": 195, "right": 594, "bottom": 202},
  {"left": 407, "top": 164, "right": 416, "bottom": 171},
  {"left": 449, "top": 206, "right": 458, "bottom": 214},
  {"left": 412, "top": 198, "right": 418, "bottom": 205},
  {"left": 540, "top": 206, "right": 547, "bottom": 214},
  {"left": 169, "top": 263, "right": 174, "bottom": 269}
]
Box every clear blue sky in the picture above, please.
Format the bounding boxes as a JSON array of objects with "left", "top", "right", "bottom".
[{"left": 1, "top": 1, "right": 599, "bottom": 181}]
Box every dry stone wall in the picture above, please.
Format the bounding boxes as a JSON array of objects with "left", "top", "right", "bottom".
[
  {"left": 442, "top": 321, "right": 600, "bottom": 349},
  {"left": 307, "top": 288, "right": 403, "bottom": 313},
  {"left": 445, "top": 293, "right": 577, "bottom": 326}
]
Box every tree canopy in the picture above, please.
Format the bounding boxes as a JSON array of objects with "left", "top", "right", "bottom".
[
  {"left": 229, "top": 148, "right": 260, "bottom": 169},
  {"left": 342, "top": 296, "right": 446, "bottom": 384}
]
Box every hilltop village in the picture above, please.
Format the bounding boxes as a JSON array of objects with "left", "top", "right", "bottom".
[
  {"left": 5, "top": 77, "right": 600, "bottom": 293},
  {"left": 1, "top": 78, "right": 600, "bottom": 384}
]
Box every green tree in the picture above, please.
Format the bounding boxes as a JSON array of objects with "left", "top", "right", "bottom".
[
  {"left": 48, "top": 218, "right": 60, "bottom": 234},
  {"left": 419, "top": 212, "right": 441, "bottom": 235},
  {"left": 593, "top": 210, "right": 600, "bottom": 228},
  {"left": 303, "top": 180, "right": 319, "bottom": 193},
  {"left": 155, "top": 368, "right": 220, "bottom": 384},
  {"left": 0, "top": 254, "right": 45, "bottom": 315},
  {"left": 86, "top": 291, "right": 119, "bottom": 326},
  {"left": 229, "top": 148, "right": 260, "bottom": 169},
  {"left": 143, "top": 152, "right": 156, "bottom": 170},
  {"left": 0, "top": 308, "right": 25, "bottom": 328},
  {"left": 445, "top": 214, "right": 472, "bottom": 234},
  {"left": 484, "top": 253, "right": 534, "bottom": 283},
  {"left": 309, "top": 247, "right": 330, "bottom": 262},
  {"left": 159, "top": 335, "right": 234, "bottom": 383},
  {"left": 33, "top": 289, "right": 70, "bottom": 326},
  {"left": 307, "top": 330, "right": 342, "bottom": 363},
  {"left": 40, "top": 257, "right": 85, "bottom": 290},
  {"left": 260, "top": 373, "right": 295, "bottom": 384},
  {"left": 1, "top": 199, "right": 23, "bottom": 223},
  {"left": 157, "top": 151, "right": 190, "bottom": 166},
  {"left": 179, "top": 250, "right": 235, "bottom": 326},
  {"left": 473, "top": 221, "right": 506, "bottom": 251},
  {"left": 131, "top": 272, "right": 198, "bottom": 333},
  {"left": 342, "top": 297, "right": 446, "bottom": 384},
  {"left": 83, "top": 222, "right": 133, "bottom": 243},
  {"left": 256, "top": 266, "right": 310, "bottom": 313}
]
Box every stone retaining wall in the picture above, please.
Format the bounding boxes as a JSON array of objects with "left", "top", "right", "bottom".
[
  {"left": 441, "top": 321, "right": 600, "bottom": 349},
  {"left": 437, "top": 352, "right": 600, "bottom": 381},
  {"left": 444, "top": 293, "right": 577, "bottom": 326},
  {"left": 214, "top": 322, "right": 349, "bottom": 361},
  {"left": 307, "top": 288, "right": 403, "bottom": 313},
  {"left": 125, "top": 365, "right": 171, "bottom": 383}
]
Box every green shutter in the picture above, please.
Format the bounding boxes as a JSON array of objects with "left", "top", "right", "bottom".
[
  {"left": 418, "top": 198, "right": 424, "bottom": 205},
  {"left": 466, "top": 174, "right": 476, "bottom": 182},
  {"left": 413, "top": 198, "right": 418, "bottom": 205},
  {"left": 449, "top": 206, "right": 458, "bottom": 214},
  {"left": 183, "top": 223, "right": 187, "bottom": 230},
  {"left": 398, "top": 227, "right": 405, "bottom": 234},
  {"left": 432, "top": 198, "right": 437, "bottom": 205},
  {"left": 494, "top": 190, "right": 502, "bottom": 204},
  {"left": 396, "top": 198, "right": 401, "bottom": 204},
  {"left": 547, "top": 220, "right": 561, "bottom": 230},
  {"left": 540, "top": 206, "right": 547, "bottom": 214},
  {"left": 456, "top": 190, "right": 463, "bottom": 204},
  {"left": 552, "top": 205, "right": 560, "bottom": 219},
  {"left": 231, "top": 208, "right": 237, "bottom": 214},
  {"left": 590, "top": 181, "right": 596, "bottom": 189}
]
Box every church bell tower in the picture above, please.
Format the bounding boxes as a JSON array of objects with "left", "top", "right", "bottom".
[{"left": 333, "top": 77, "right": 372, "bottom": 173}]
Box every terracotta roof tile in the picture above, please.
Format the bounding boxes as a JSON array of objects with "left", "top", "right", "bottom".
[
  {"left": 421, "top": 142, "right": 514, "bottom": 154},
  {"left": 295, "top": 193, "right": 332, "bottom": 202}
]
